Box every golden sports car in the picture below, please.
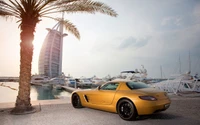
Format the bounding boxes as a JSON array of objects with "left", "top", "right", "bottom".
[{"left": 71, "top": 79, "right": 171, "bottom": 121}]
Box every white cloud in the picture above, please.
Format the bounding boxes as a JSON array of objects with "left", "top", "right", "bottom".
[
  {"left": 161, "top": 16, "right": 182, "bottom": 26},
  {"left": 193, "top": 3, "right": 200, "bottom": 22},
  {"left": 118, "top": 36, "right": 150, "bottom": 50}
]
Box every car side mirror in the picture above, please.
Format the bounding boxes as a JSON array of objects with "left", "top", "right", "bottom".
[{"left": 97, "top": 86, "right": 101, "bottom": 90}]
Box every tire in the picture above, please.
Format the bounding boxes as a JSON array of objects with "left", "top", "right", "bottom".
[
  {"left": 71, "top": 93, "right": 83, "bottom": 108},
  {"left": 117, "top": 99, "right": 137, "bottom": 121}
]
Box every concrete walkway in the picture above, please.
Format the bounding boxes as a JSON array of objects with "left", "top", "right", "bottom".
[
  {"left": 0, "top": 98, "right": 71, "bottom": 109},
  {"left": 0, "top": 94, "right": 200, "bottom": 125}
]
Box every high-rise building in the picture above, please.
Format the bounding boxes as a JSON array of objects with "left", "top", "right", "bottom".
[{"left": 38, "top": 22, "right": 67, "bottom": 78}]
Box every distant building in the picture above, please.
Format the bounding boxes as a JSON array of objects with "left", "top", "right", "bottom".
[{"left": 38, "top": 22, "right": 67, "bottom": 78}]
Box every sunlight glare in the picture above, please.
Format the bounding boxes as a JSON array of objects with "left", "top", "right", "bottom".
[{"left": 32, "top": 30, "right": 47, "bottom": 74}]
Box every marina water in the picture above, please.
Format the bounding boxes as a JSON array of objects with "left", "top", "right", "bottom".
[{"left": 0, "top": 82, "right": 71, "bottom": 103}]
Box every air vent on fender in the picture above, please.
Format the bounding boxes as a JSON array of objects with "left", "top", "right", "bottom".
[{"left": 84, "top": 95, "right": 89, "bottom": 102}]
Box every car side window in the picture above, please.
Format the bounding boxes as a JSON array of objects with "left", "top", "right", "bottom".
[{"left": 100, "top": 82, "right": 119, "bottom": 90}]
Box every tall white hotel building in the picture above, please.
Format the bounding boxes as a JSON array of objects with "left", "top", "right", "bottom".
[{"left": 38, "top": 22, "right": 67, "bottom": 78}]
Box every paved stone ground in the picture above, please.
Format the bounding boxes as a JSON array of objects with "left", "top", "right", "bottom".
[{"left": 0, "top": 94, "right": 200, "bottom": 125}]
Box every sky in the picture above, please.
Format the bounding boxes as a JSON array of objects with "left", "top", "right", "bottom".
[{"left": 0, "top": 0, "right": 200, "bottom": 78}]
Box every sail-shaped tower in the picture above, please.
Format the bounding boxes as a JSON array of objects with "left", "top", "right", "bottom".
[{"left": 38, "top": 21, "right": 67, "bottom": 78}]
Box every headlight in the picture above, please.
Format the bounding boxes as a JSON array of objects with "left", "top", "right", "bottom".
[{"left": 139, "top": 96, "right": 157, "bottom": 101}]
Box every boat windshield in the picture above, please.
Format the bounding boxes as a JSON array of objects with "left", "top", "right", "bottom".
[
  {"left": 126, "top": 82, "right": 149, "bottom": 90},
  {"left": 69, "top": 79, "right": 75, "bottom": 82}
]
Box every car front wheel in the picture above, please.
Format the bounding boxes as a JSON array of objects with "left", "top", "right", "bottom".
[
  {"left": 117, "top": 99, "right": 137, "bottom": 121},
  {"left": 71, "top": 93, "right": 83, "bottom": 108}
]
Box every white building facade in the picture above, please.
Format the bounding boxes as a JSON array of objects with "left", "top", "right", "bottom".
[{"left": 38, "top": 22, "right": 67, "bottom": 78}]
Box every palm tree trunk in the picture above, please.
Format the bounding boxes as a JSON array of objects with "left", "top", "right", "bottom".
[{"left": 11, "top": 23, "right": 36, "bottom": 114}]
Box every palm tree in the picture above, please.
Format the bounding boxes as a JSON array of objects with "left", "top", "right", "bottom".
[{"left": 0, "top": 0, "right": 117, "bottom": 114}]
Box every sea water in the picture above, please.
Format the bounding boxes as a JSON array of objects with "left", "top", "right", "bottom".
[{"left": 0, "top": 82, "right": 71, "bottom": 103}]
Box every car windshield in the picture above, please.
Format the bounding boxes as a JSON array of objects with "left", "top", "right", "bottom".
[{"left": 126, "top": 82, "right": 149, "bottom": 90}]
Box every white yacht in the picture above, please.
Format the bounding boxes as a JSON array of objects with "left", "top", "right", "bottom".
[
  {"left": 91, "top": 76, "right": 105, "bottom": 85},
  {"left": 49, "top": 77, "right": 65, "bottom": 84},
  {"left": 152, "top": 72, "right": 200, "bottom": 94},
  {"left": 77, "top": 77, "right": 93, "bottom": 87},
  {"left": 113, "top": 65, "right": 148, "bottom": 82},
  {"left": 30, "top": 75, "right": 50, "bottom": 85}
]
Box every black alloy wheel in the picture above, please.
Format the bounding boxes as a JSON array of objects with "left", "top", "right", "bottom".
[
  {"left": 72, "top": 93, "right": 83, "bottom": 108},
  {"left": 117, "top": 99, "right": 137, "bottom": 121}
]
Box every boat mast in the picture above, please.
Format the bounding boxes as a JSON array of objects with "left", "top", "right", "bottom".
[
  {"left": 160, "top": 65, "right": 163, "bottom": 79},
  {"left": 189, "top": 51, "right": 191, "bottom": 73},
  {"left": 179, "top": 54, "right": 181, "bottom": 74}
]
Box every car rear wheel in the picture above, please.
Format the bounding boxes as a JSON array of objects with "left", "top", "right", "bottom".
[
  {"left": 117, "top": 99, "right": 137, "bottom": 121},
  {"left": 72, "top": 93, "right": 83, "bottom": 108}
]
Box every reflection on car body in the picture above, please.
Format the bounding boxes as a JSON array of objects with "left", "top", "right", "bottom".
[{"left": 71, "top": 79, "right": 171, "bottom": 121}]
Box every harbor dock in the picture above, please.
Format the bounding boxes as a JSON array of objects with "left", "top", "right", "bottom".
[{"left": 61, "top": 86, "right": 78, "bottom": 93}]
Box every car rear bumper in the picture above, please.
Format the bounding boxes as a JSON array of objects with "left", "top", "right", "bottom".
[{"left": 135, "top": 98, "right": 171, "bottom": 115}]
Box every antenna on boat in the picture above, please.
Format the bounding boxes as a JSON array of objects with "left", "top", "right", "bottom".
[
  {"left": 189, "top": 51, "right": 191, "bottom": 73},
  {"left": 179, "top": 54, "right": 181, "bottom": 74},
  {"left": 160, "top": 65, "right": 163, "bottom": 79}
]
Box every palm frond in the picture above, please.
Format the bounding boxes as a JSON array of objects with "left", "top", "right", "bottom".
[
  {"left": 0, "top": 0, "right": 20, "bottom": 17},
  {"left": 43, "top": 16, "right": 80, "bottom": 39},
  {"left": 35, "top": 0, "right": 46, "bottom": 10},
  {"left": 59, "top": 0, "right": 118, "bottom": 17},
  {"left": 54, "top": 0, "right": 80, "bottom": 6},
  {"left": 37, "top": 0, "right": 57, "bottom": 12},
  {"left": 0, "top": 9, "right": 13, "bottom": 17},
  {"left": 9, "top": 0, "right": 24, "bottom": 13},
  {"left": 61, "top": 19, "right": 80, "bottom": 39},
  {"left": 0, "top": 0, "right": 117, "bottom": 39},
  {"left": 41, "top": 0, "right": 117, "bottom": 17},
  {"left": 40, "top": 0, "right": 80, "bottom": 15}
]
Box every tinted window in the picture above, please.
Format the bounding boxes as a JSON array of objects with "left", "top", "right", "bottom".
[
  {"left": 100, "top": 82, "right": 119, "bottom": 90},
  {"left": 126, "top": 82, "right": 149, "bottom": 89}
]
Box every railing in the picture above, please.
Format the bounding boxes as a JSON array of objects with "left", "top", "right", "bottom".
[{"left": 0, "top": 77, "right": 19, "bottom": 82}]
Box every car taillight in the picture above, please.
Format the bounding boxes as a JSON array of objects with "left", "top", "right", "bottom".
[{"left": 139, "top": 96, "right": 157, "bottom": 101}]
